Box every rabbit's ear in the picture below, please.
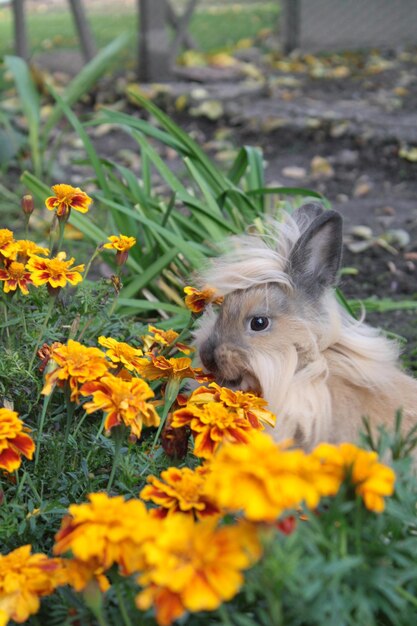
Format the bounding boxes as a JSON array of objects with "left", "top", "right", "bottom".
[
  {"left": 291, "top": 202, "right": 324, "bottom": 230},
  {"left": 287, "top": 210, "right": 343, "bottom": 294}
]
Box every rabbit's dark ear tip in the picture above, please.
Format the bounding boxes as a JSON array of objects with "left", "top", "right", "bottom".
[{"left": 292, "top": 202, "right": 325, "bottom": 227}]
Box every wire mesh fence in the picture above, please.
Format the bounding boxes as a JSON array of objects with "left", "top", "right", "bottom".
[{"left": 281, "top": 0, "right": 417, "bottom": 53}]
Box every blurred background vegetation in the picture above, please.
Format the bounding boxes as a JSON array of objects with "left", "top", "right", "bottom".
[{"left": 0, "top": 0, "right": 279, "bottom": 60}]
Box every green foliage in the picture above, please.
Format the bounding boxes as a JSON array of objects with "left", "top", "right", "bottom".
[{"left": 2, "top": 35, "right": 129, "bottom": 176}]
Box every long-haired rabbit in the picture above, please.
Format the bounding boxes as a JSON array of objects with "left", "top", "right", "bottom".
[{"left": 194, "top": 203, "right": 417, "bottom": 450}]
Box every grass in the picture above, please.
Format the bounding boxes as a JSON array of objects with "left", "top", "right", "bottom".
[{"left": 0, "top": 2, "right": 279, "bottom": 59}]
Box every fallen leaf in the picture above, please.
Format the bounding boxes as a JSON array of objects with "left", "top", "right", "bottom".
[
  {"left": 190, "top": 100, "right": 224, "bottom": 121},
  {"left": 282, "top": 166, "right": 307, "bottom": 179},
  {"left": 310, "top": 155, "right": 334, "bottom": 179},
  {"left": 399, "top": 145, "right": 417, "bottom": 162}
]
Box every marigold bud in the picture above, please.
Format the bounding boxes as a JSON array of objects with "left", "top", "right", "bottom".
[{"left": 21, "top": 194, "right": 35, "bottom": 216}]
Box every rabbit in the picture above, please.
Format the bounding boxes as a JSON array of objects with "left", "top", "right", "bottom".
[{"left": 193, "top": 203, "right": 417, "bottom": 450}]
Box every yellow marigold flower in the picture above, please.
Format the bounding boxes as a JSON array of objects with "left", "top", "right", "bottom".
[
  {"left": 140, "top": 466, "right": 219, "bottom": 519},
  {"left": 98, "top": 336, "right": 143, "bottom": 371},
  {"left": 15, "top": 240, "right": 49, "bottom": 262},
  {"left": 204, "top": 431, "right": 323, "bottom": 521},
  {"left": 103, "top": 234, "right": 136, "bottom": 253},
  {"left": 0, "top": 260, "right": 32, "bottom": 295},
  {"left": 136, "top": 515, "right": 261, "bottom": 626},
  {"left": 0, "top": 545, "right": 65, "bottom": 624},
  {"left": 27, "top": 252, "right": 84, "bottom": 290},
  {"left": 103, "top": 234, "right": 136, "bottom": 266},
  {"left": 311, "top": 442, "right": 396, "bottom": 513},
  {"left": 171, "top": 399, "right": 262, "bottom": 459},
  {"left": 45, "top": 183, "right": 92, "bottom": 219},
  {"left": 80, "top": 374, "right": 160, "bottom": 438},
  {"left": 54, "top": 493, "right": 158, "bottom": 577},
  {"left": 142, "top": 325, "right": 194, "bottom": 356},
  {"left": 184, "top": 286, "right": 223, "bottom": 314},
  {"left": 0, "top": 229, "right": 18, "bottom": 260},
  {"left": 42, "top": 340, "right": 111, "bottom": 401},
  {"left": 0, "top": 408, "right": 35, "bottom": 473},
  {"left": 135, "top": 355, "right": 207, "bottom": 383},
  {"left": 186, "top": 382, "right": 276, "bottom": 429}
]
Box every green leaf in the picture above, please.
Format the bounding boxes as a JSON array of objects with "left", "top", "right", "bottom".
[{"left": 43, "top": 34, "right": 130, "bottom": 140}]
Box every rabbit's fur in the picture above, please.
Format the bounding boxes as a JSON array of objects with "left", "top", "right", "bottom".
[{"left": 194, "top": 203, "right": 417, "bottom": 450}]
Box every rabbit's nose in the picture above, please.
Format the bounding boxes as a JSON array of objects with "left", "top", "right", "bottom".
[{"left": 199, "top": 338, "right": 217, "bottom": 373}]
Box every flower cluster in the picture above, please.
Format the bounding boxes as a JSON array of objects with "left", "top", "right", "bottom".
[
  {"left": 51, "top": 492, "right": 261, "bottom": 626},
  {"left": 0, "top": 408, "right": 35, "bottom": 473},
  {"left": 204, "top": 431, "right": 396, "bottom": 519},
  {"left": 171, "top": 383, "right": 276, "bottom": 458},
  {"left": 0, "top": 228, "right": 84, "bottom": 296}
]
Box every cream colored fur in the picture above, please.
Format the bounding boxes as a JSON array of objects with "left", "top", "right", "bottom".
[{"left": 194, "top": 212, "right": 417, "bottom": 450}]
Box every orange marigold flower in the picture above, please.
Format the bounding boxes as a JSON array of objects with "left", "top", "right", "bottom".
[
  {"left": 184, "top": 286, "right": 223, "bottom": 314},
  {"left": 98, "top": 336, "right": 143, "bottom": 371},
  {"left": 140, "top": 466, "right": 219, "bottom": 519},
  {"left": 54, "top": 493, "right": 158, "bottom": 577},
  {"left": 0, "top": 545, "right": 65, "bottom": 624},
  {"left": 42, "top": 340, "right": 111, "bottom": 401},
  {"left": 135, "top": 355, "right": 208, "bottom": 383},
  {"left": 171, "top": 399, "right": 263, "bottom": 459},
  {"left": 15, "top": 240, "right": 49, "bottom": 262},
  {"left": 0, "top": 229, "right": 18, "bottom": 260},
  {"left": 136, "top": 515, "right": 262, "bottom": 626},
  {"left": 186, "top": 382, "right": 276, "bottom": 429},
  {"left": 0, "top": 408, "right": 35, "bottom": 473},
  {"left": 27, "top": 252, "right": 84, "bottom": 290},
  {"left": 80, "top": 375, "right": 160, "bottom": 438},
  {"left": 0, "top": 260, "right": 32, "bottom": 295},
  {"left": 45, "top": 183, "right": 92, "bottom": 219},
  {"left": 142, "top": 325, "right": 194, "bottom": 356},
  {"left": 61, "top": 559, "right": 110, "bottom": 593},
  {"left": 311, "top": 442, "right": 396, "bottom": 513},
  {"left": 204, "top": 431, "right": 324, "bottom": 521}
]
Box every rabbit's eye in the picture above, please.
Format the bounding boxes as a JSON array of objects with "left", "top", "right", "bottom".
[{"left": 250, "top": 316, "right": 270, "bottom": 331}]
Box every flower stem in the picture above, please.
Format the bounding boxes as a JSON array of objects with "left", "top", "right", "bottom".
[
  {"left": 34, "top": 392, "right": 53, "bottom": 468},
  {"left": 57, "top": 386, "right": 76, "bottom": 476},
  {"left": 72, "top": 410, "right": 88, "bottom": 439},
  {"left": 54, "top": 220, "right": 66, "bottom": 255},
  {"left": 114, "top": 581, "right": 134, "bottom": 626},
  {"left": 83, "top": 580, "right": 109, "bottom": 626},
  {"left": 107, "top": 425, "right": 126, "bottom": 492},
  {"left": 29, "top": 297, "right": 55, "bottom": 370},
  {"left": 2, "top": 300, "right": 11, "bottom": 348},
  {"left": 86, "top": 413, "right": 106, "bottom": 464},
  {"left": 150, "top": 377, "right": 181, "bottom": 453},
  {"left": 218, "top": 605, "right": 233, "bottom": 626},
  {"left": 83, "top": 246, "right": 101, "bottom": 282}
]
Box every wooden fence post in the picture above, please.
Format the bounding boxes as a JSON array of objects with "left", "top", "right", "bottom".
[
  {"left": 68, "top": 0, "right": 97, "bottom": 62},
  {"left": 13, "top": 0, "right": 29, "bottom": 60},
  {"left": 138, "top": 0, "right": 172, "bottom": 82}
]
